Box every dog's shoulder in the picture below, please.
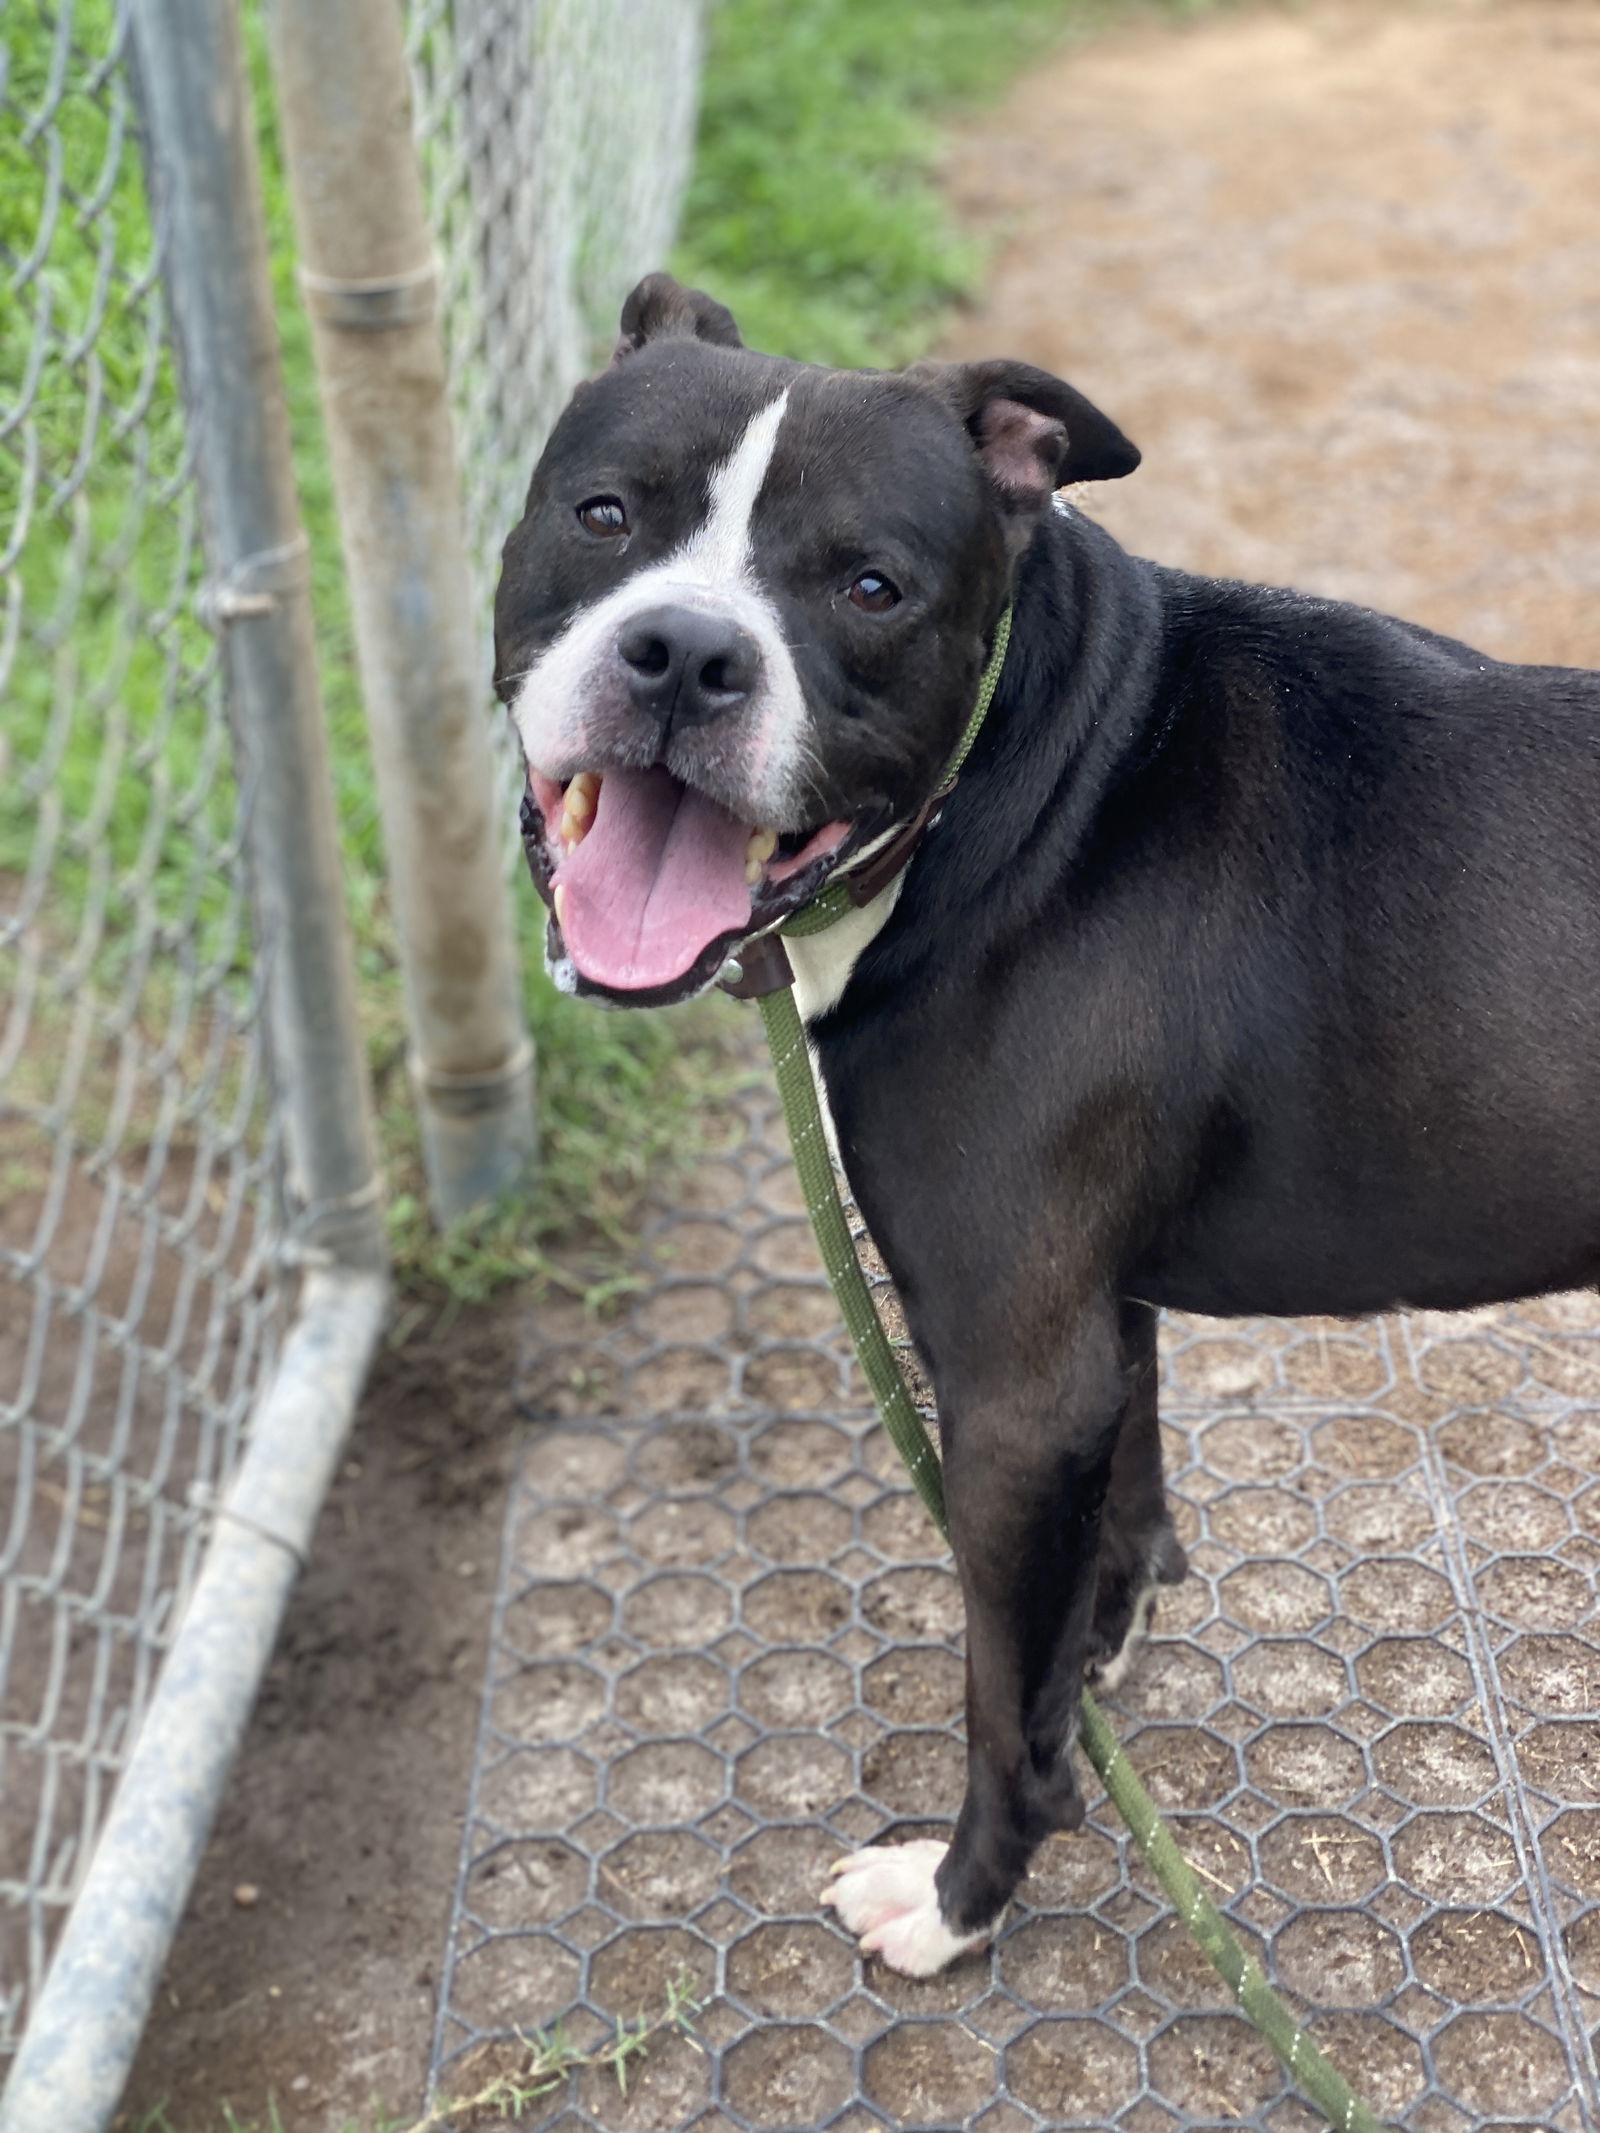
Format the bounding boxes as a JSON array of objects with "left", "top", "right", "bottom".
[{"left": 823, "top": 514, "right": 1600, "bottom": 1039}]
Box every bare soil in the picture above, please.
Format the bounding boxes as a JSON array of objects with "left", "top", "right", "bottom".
[
  {"left": 115, "top": 1305, "right": 525, "bottom": 2125},
  {"left": 943, "top": 0, "right": 1600, "bottom": 672},
  {"left": 82, "top": 2, "right": 1600, "bottom": 2127}
]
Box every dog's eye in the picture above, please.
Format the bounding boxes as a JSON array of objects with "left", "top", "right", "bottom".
[
  {"left": 848, "top": 571, "right": 901, "bottom": 614},
  {"left": 577, "top": 496, "right": 629, "bottom": 538}
]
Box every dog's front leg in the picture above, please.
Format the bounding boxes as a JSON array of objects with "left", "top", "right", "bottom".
[
  {"left": 826, "top": 1301, "right": 1126, "bottom": 1975},
  {"left": 1087, "top": 1300, "right": 1188, "bottom": 1689}
]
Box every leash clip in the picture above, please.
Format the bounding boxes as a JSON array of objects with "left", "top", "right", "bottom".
[{"left": 718, "top": 932, "right": 795, "bottom": 998}]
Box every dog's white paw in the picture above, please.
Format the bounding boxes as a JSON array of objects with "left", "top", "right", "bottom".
[
  {"left": 821, "top": 1838, "right": 988, "bottom": 1976},
  {"left": 1087, "top": 1583, "right": 1159, "bottom": 1694}
]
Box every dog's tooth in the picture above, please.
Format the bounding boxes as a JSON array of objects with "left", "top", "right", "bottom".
[
  {"left": 553, "top": 883, "right": 567, "bottom": 927},
  {"left": 560, "top": 773, "right": 599, "bottom": 848},
  {"left": 745, "top": 826, "right": 779, "bottom": 883}
]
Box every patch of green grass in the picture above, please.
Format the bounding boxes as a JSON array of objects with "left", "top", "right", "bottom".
[
  {"left": 676, "top": 0, "right": 1114, "bottom": 365},
  {"left": 0, "top": 1, "right": 231, "bottom": 951},
  {"left": 382, "top": 986, "right": 749, "bottom": 1318}
]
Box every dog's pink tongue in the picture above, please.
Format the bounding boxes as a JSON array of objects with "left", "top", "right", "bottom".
[{"left": 555, "top": 766, "right": 753, "bottom": 991}]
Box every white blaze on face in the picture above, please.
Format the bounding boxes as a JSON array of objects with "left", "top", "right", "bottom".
[
  {"left": 512, "top": 385, "right": 812, "bottom": 827},
  {"left": 689, "top": 387, "right": 790, "bottom": 585}
]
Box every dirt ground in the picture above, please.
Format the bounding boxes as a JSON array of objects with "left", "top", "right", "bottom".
[
  {"left": 942, "top": 0, "right": 1600, "bottom": 671},
  {"left": 115, "top": 1304, "right": 528, "bottom": 2125},
  {"left": 106, "top": 1, "right": 1600, "bottom": 2127}
]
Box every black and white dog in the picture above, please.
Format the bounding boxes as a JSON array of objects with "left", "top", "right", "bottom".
[{"left": 495, "top": 272, "right": 1600, "bottom": 1976}]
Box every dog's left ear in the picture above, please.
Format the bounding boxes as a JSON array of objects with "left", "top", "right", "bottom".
[
  {"left": 907, "top": 357, "right": 1139, "bottom": 525},
  {"left": 615, "top": 272, "right": 744, "bottom": 361}
]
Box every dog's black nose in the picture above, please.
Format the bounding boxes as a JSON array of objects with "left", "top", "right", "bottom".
[{"left": 615, "top": 605, "right": 760, "bottom": 729}]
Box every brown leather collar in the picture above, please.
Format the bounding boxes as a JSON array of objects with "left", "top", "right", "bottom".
[
  {"left": 840, "top": 779, "right": 954, "bottom": 909},
  {"left": 719, "top": 779, "right": 954, "bottom": 1001},
  {"left": 721, "top": 602, "right": 1013, "bottom": 1002}
]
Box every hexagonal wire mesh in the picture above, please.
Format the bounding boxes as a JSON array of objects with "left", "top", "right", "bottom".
[
  {"left": 430, "top": 1022, "right": 1600, "bottom": 2132},
  {"left": 0, "top": 1, "right": 297, "bottom": 2058}
]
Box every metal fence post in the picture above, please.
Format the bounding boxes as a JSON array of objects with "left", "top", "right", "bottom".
[
  {"left": 138, "top": 0, "right": 389, "bottom": 1281},
  {"left": 266, "top": 0, "right": 539, "bottom": 1223},
  {"left": 0, "top": 2, "right": 389, "bottom": 2122}
]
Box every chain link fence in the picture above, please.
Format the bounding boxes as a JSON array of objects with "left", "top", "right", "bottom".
[
  {"left": 406, "top": 0, "right": 704, "bottom": 632},
  {"left": 3, "top": 0, "right": 704, "bottom": 2119},
  {"left": 0, "top": 0, "right": 298, "bottom": 2059}
]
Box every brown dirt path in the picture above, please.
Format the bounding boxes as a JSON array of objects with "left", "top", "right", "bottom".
[
  {"left": 942, "top": 0, "right": 1600, "bottom": 669},
  {"left": 117, "top": 1310, "right": 526, "bottom": 2129}
]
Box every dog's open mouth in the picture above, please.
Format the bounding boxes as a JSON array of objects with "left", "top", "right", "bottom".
[{"left": 522, "top": 766, "right": 854, "bottom": 1005}]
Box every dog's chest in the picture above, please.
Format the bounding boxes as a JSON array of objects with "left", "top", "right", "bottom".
[
  {"left": 782, "top": 878, "right": 903, "bottom": 1171},
  {"left": 785, "top": 876, "right": 903, "bottom": 1026}
]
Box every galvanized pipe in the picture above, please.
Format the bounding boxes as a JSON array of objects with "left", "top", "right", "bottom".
[
  {"left": 0, "top": 1267, "right": 389, "bottom": 2133},
  {"left": 126, "top": 0, "right": 387, "bottom": 1276},
  {"left": 265, "top": 0, "right": 538, "bottom": 1221}
]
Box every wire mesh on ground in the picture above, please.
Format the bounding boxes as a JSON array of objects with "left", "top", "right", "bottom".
[
  {"left": 434, "top": 1022, "right": 1600, "bottom": 2132},
  {"left": 0, "top": 1, "right": 291, "bottom": 2057}
]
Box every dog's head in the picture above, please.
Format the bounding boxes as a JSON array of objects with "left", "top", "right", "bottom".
[{"left": 495, "top": 273, "right": 1138, "bottom": 1006}]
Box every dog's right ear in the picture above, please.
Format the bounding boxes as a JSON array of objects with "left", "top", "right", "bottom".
[{"left": 614, "top": 273, "right": 743, "bottom": 361}]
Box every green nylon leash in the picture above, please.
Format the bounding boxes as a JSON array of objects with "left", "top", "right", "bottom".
[
  {"left": 751, "top": 610, "right": 1391, "bottom": 2133},
  {"left": 782, "top": 606, "right": 1013, "bottom": 944}
]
